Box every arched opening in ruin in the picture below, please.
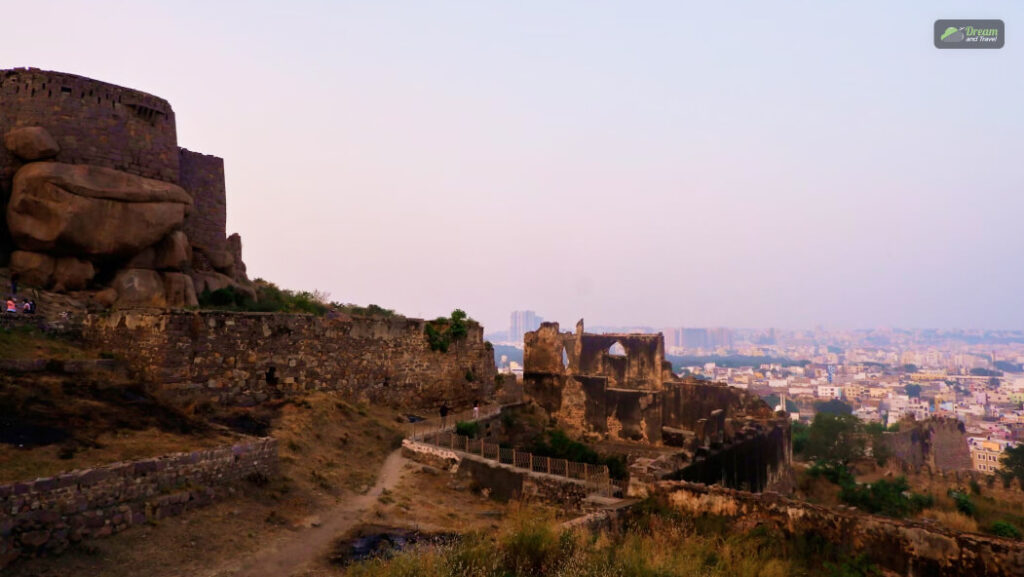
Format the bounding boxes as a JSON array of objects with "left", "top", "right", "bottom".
[
  {"left": 608, "top": 341, "right": 626, "bottom": 357},
  {"left": 561, "top": 346, "right": 570, "bottom": 369}
]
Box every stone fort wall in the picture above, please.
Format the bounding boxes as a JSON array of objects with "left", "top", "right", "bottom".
[
  {"left": 179, "top": 149, "right": 228, "bottom": 252},
  {"left": 656, "top": 480, "right": 1024, "bottom": 577},
  {"left": 0, "top": 68, "right": 179, "bottom": 186},
  {"left": 80, "top": 310, "right": 496, "bottom": 409},
  {"left": 882, "top": 417, "right": 972, "bottom": 472},
  {"left": 0, "top": 437, "right": 277, "bottom": 569}
]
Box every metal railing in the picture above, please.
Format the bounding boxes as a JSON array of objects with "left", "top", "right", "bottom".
[
  {"left": 414, "top": 429, "right": 614, "bottom": 496},
  {"left": 405, "top": 404, "right": 502, "bottom": 439}
]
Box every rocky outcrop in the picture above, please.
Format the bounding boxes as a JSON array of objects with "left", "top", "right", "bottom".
[
  {"left": 9, "top": 250, "right": 55, "bottom": 288},
  {"left": 163, "top": 272, "right": 198, "bottom": 308},
  {"left": 7, "top": 162, "right": 192, "bottom": 257},
  {"left": 52, "top": 257, "right": 95, "bottom": 292},
  {"left": 192, "top": 271, "right": 234, "bottom": 294},
  {"left": 1, "top": 72, "right": 251, "bottom": 309},
  {"left": 226, "top": 233, "right": 247, "bottom": 283},
  {"left": 111, "top": 269, "right": 166, "bottom": 308},
  {"left": 3, "top": 126, "right": 60, "bottom": 161}
]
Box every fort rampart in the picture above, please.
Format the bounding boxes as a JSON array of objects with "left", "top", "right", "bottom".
[{"left": 80, "top": 310, "right": 496, "bottom": 409}]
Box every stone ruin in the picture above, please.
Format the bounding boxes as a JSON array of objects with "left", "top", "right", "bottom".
[
  {"left": 0, "top": 68, "right": 251, "bottom": 308},
  {"left": 880, "top": 416, "right": 972, "bottom": 473},
  {"left": 523, "top": 319, "right": 791, "bottom": 491}
]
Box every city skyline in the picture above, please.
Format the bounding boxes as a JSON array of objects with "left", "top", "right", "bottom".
[{"left": 6, "top": 1, "right": 1023, "bottom": 332}]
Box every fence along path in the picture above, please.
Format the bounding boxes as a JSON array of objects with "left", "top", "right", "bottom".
[{"left": 405, "top": 404, "right": 617, "bottom": 497}]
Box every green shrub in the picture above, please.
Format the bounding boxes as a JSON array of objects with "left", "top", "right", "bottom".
[
  {"left": 424, "top": 309, "right": 474, "bottom": 352},
  {"left": 791, "top": 421, "right": 809, "bottom": 455},
  {"left": 456, "top": 421, "right": 480, "bottom": 438},
  {"left": 991, "top": 521, "right": 1022, "bottom": 539},
  {"left": 529, "top": 429, "right": 629, "bottom": 480},
  {"left": 809, "top": 461, "right": 855, "bottom": 486},
  {"left": 196, "top": 280, "right": 331, "bottom": 314},
  {"left": 948, "top": 490, "right": 976, "bottom": 517},
  {"left": 424, "top": 322, "right": 449, "bottom": 353},
  {"left": 839, "top": 477, "right": 932, "bottom": 517}
]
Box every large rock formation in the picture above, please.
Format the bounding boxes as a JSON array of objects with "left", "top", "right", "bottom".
[
  {"left": 7, "top": 162, "right": 192, "bottom": 257},
  {"left": 0, "top": 69, "right": 252, "bottom": 309},
  {"left": 4, "top": 126, "right": 60, "bottom": 161}
]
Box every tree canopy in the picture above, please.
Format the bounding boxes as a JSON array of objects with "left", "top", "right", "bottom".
[
  {"left": 813, "top": 399, "right": 853, "bottom": 415},
  {"left": 805, "top": 413, "right": 866, "bottom": 464},
  {"left": 1001, "top": 444, "right": 1024, "bottom": 488}
]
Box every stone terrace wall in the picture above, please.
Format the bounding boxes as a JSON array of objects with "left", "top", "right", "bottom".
[
  {"left": 80, "top": 310, "right": 496, "bottom": 409},
  {"left": 0, "top": 438, "right": 276, "bottom": 568},
  {"left": 0, "top": 68, "right": 179, "bottom": 186},
  {"left": 656, "top": 481, "right": 1024, "bottom": 577}
]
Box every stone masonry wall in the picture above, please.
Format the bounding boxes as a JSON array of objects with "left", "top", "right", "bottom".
[
  {"left": 0, "top": 68, "right": 179, "bottom": 186},
  {"left": 80, "top": 310, "right": 496, "bottom": 410},
  {"left": 402, "top": 441, "right": 590, "bottom": 510},
  {"left": 0, "top": 437, "right": 277, "bottom": 569},
  {"left": 179, "top": 148, "right": 227, "bottom": 252},
  {"left": 656, "top": 481, "right": 1024, "bottom": 577},
  {"left": 882, "top": 417, "right": 972, "bottom": 472}
]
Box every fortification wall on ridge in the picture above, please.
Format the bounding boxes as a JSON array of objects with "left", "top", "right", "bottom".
[{"left": 80, "top": 310, "right": 496, "bottom": 410}]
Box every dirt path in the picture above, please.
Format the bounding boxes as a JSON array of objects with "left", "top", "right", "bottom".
[{"left": 210, "top": 449, "right": 410, "bottom": 577}]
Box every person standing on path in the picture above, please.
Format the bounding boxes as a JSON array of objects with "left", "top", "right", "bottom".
[
  {"left": 473, "top": 400, "right": 480, "bottom": 420},
  {"left": 440, "top": 401, "right": 450, "bottom": 430}
]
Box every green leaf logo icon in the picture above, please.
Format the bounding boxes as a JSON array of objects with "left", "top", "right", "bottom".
[{"left": 940, "top": 26, "right": 965, "bottom": 42}]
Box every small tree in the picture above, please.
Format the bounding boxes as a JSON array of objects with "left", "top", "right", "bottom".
[
  {"left": 805, "top": 413, "right": 866, "bottom": 465},
  {"left": 904, "top": 383, "right": 922, "bottom": 398},
  {"left": 1000, "top": 444, "right": 1024, "bottom": 489}
]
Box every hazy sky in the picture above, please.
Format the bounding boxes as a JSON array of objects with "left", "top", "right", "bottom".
[{"left": 5, "top": 1, "right": 1023, "bottom": 331}]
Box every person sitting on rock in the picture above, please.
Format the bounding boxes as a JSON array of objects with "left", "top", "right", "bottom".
[
  {"left": 21, "top": 300, "right": 34, "bottom": 314},
  {"left": 5, "top": 297, "right": 17, "bottom": 313}
]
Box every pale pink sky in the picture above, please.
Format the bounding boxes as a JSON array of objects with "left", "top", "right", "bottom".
[{"left": 5, "top": 1, "right": 1023, "bottom": 331}]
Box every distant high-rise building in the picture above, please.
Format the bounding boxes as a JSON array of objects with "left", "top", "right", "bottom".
[
  {"left": 509, "top": 310, "right": 543, "bottom": 344},
  {"left": 666, "top": 327, "right": 734, "bottom": 351}
]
